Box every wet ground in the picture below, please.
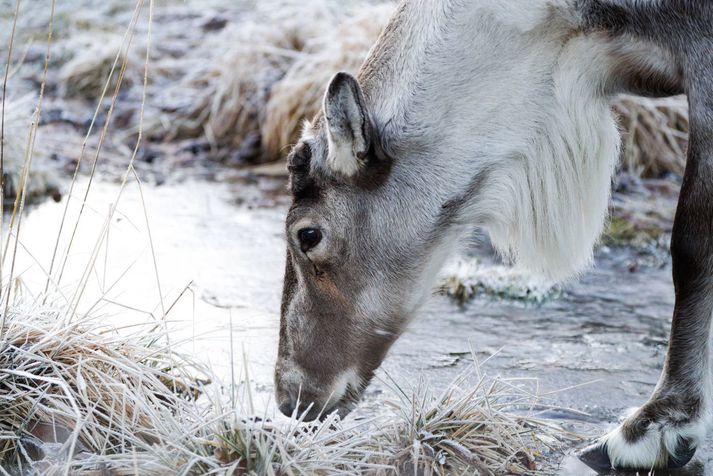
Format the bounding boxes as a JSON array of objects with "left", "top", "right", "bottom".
[{"left": 10, "top": 170, "right": 712, "bottom": 475}]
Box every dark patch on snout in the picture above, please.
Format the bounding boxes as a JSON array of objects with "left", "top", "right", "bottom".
[
  {"left": 278, "top": 249, "right": 297, "bottom": 356},
  {"left": 276, "top": 252, "right": 398, "bottom": 421}
]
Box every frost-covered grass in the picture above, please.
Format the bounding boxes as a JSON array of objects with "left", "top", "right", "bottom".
[
  {"left": 0, "top": 304, "right": 575, "bottom": 474},
  {"left": 441, "top": 259, "right": 561, "bottom": 305}
]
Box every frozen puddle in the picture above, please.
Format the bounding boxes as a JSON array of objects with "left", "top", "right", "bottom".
[{"left": 13, "top": 179, "right": 286, "bottom": 413}]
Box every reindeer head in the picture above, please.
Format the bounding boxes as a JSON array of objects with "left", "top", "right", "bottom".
[
  {"left": 273, "top": 0, "right": 630, "bottom": 422},
  {"left": 274, "top": 72, "right": 454, "bottom": 420}
]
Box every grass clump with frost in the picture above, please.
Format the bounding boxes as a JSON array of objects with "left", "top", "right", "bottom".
[
  {"left": 58, "top": 32, "right": 146, "bottom": 99},
  {"left": 0, "top": 303, "right": 574, "bottom": 474},
  {"left": 364, "top": 372, "right": 574, "bottom": 475},
  {"left": 157, "top": 1, "right": 392, "bottom": 162},
  {"left": 615, "top": 95, "right": 688, "bottom": 178},
  {"left": 0, "top": 300, "right": 207, "bottom": 474},
  {"left": 441, "top": 260, "right": 561, "bottom": 305}
]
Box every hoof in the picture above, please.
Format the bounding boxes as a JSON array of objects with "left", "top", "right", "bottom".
[
  {"left": 578, "top": 442, "right": 612, "bottom": 472},
  {"left": 578, "top": 437, "right": 697, "bottom": 472},
  {"left": 668, "top": 437, "right": 696, "bottom": 469}
]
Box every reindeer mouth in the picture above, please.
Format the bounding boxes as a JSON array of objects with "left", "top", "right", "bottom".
[
  {"left": 297, "top": 383, "right": 364, "bottom": 423},
  {"left": 316, "top": 400, "right": 358, "bottom": 422}
]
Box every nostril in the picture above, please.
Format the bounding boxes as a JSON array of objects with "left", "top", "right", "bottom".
[{"left": 278, "top": 400, "right": 296, "bottom": 417}]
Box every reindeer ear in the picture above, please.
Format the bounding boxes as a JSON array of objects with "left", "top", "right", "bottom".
[{"left": 323, "top": 72, "right": 372, "bottom": 177}]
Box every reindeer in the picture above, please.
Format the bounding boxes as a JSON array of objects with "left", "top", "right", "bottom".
[{"left": 273, "top": 0, "right": 713, "bottom": 470}]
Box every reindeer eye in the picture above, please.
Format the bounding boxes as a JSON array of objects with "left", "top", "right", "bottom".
[{"left": 298, "top": 228, "right": 322, "bottom": 253}]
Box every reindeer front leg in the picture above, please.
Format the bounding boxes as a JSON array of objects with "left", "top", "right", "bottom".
[
  {"left": 575, "top": 0, "right": 713, "bottom": 470},
  {"left": 582, "top": 114, "right": 713, "bottom": 470},
  {"left": 582, "top": 155, "right": 713, "bottom": 469}
]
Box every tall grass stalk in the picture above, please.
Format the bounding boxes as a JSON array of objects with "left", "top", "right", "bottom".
[
  {"left": 0, "top": 0, "right": 22, "bottom": 339},
  {"left": 1, "top": 0, "right": 56, "bottom": 341}
]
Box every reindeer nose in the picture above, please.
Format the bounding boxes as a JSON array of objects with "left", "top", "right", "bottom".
[
  {"left": 278, "top": 400, "right": 296, "bottom": 417},
  {"left": 278, "top": 397, "right": 317, "bottom": 418},
  {"left": 275, "top": 366, "right": 322, "bottom": 419}
]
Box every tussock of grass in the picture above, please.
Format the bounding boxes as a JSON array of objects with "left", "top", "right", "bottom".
[
  {"left": 364, "top": 372, "right": 574, "bottom": 475},
  {"left": 0, "top": 300, "right": 206, "bottom": 474},
  {"left": 0, "top": 304, "right": 573, "bottom": 475},
  {"left": 162, "top": 23, "right": 304, "bottom": 152},
  {"left": 208, "top": 370, "right": 575, "bottom": 475},
  {"left": 260, "top": 4, "right": 392, "bottom": 160},
  {"left": 58, "top": 32, "right": 145, "bottom": 99},
  {"left": 615, "top": 94, "right": 689, "bottom": 178}
]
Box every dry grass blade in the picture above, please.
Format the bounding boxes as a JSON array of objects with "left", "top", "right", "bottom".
[
  {"left": 1, "top": 0, "right": 57, "bottom": 343},
  {"left": 44, "top": 0, "right": 148, "bottom": 301},
  {"left": 54, "top": 0, "right": 147, "bottom": 299},
  {"left": 0, "top": 0, "right": 23, "bottom": 300}
]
